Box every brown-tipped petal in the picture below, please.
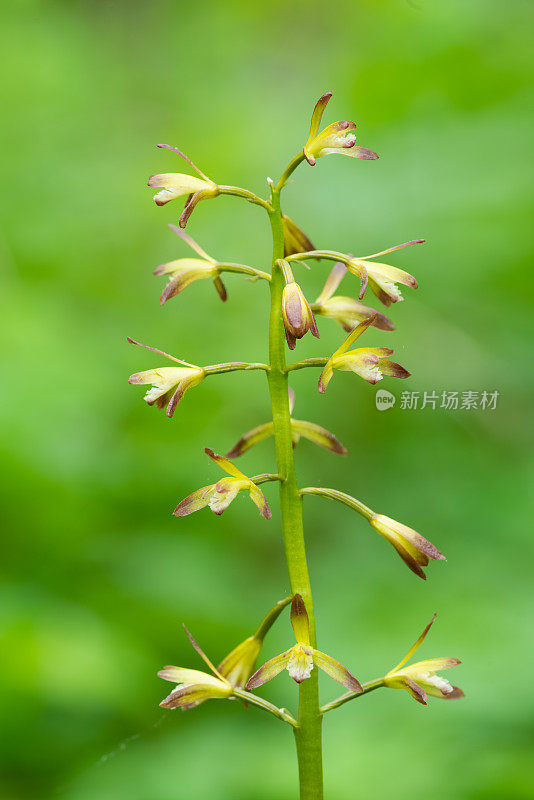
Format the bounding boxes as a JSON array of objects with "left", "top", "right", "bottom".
[
  {"left": 225, "top": 422, "right": 275, "bottom": 459},
  {"left": 204, "top": 447, "right": 249, "bottom": 480},
  {"left": 167, "top": 223, "right": 214, "bottom": 261},
  {"left": 285, "top": 327, "right": 297, "bottom": 350},
  {"left": 445, "top": 686, "right": 465, "bottom": 700},
  {"left": 157, "top": 666, "right": 219, "bottom": 685},
  {"left": 245, "top": 651, "right": 291, "bottom": 690},
  {"left": 291, "top": 419, "right": 348, "bottom": 455},
  {"left": 156, "top": 144, "right": 212, "bottom": 182},
  {"left": 403, "top": 678, "right": 427, "bottom": 705},
  {"left": 378, "top": 360, "right": 411, "bottom": 380},
  {"left": 312, "top": 650, "right": 363, "bottom": 692},
  {"left": 318, "top": 363, "right": 333, "bottom": 394},
  {"left": 173, "top": 486, "right": 213, "bottom": 516},
  {"left": 159, "top": 681, "right": 231, "bottom": 709},
  {"left": 166, "top": 382, "right": 187, "bottom": 417},
  {"left": 182, "top": 624, "right": 225, "bottom": 679},
  {"left": 362, "top": 239, "right": 426, "bottom": 261},
  {"left": 290, "top": 594, "right": 310, "bottom": 645},
  {"left": 321, "top": 145, "right": 378, "bottom": 160},
  {"left": 248, "top": 483, "right": 272, "bottom": 520},
  {"left": 213, "top": 276, "right": 227, "bottom": 301},
  {"left": 307, "top": 92, "right": 333, "bottom": 142},
  {"left": 282, "top": 214, "right": 316, "bottom": 256},
  {"left": 179, "top": 188, "right": 219, "bottom": 229}
]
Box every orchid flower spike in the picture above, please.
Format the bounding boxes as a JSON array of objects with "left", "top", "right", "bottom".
[
  {"left": 318, "top": 316, "right": 410, "bottom": 392},
  {"left": 303, "top": 92, "right": 378, "bottom": 166},
  {"left": 312, "top": 262, "right": 395, "bottom": 333},
  {"left": 173, "top": 448, "right": 272, "bottom": 519},
  {"left": 148, "top": 144, "right": 219, "bottom": 228},
  {"left": 127, "top": 337, "right": 205, "bottom": 418},
  {"left": 225, "top": 388, "right": 348, "bottom": 458},
  {"left": 347, "top": 239, "right": 424, "bottom": 306},
  {"left": 246, "top": 594, "right": 362, "bottom": 692},
  {"left": 155, "top": 225, "right": 227, "bottom": 304},
  {"left": 383, "top": 615, "right": 464, "bottom": 704},
  {"left": 278, "top": 259, "right": 319, "bottom": 350}
]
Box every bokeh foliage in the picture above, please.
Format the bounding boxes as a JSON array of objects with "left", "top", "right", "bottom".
[{"left": 1, "top": 0, "right": 533, "bottom": 797}]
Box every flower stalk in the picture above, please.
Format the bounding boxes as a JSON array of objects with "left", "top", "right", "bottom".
[{"left": 267, "top": 187, "right": 324, "bottom": 799}]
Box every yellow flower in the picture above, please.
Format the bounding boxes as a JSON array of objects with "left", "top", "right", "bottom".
[
  {"left": 312, "top": 262, "right": 395, "bottom": 333},
  {"left": 159, "top": 627, "right": 233, "bottom": 711},
  {"left": 173, "top": 448, "right": 272, "bottom": 519},
  {"left": 370, "top": 514, "right": 445, "bottom": 580},
  {"left": 147, "top": 144, "right": 219, "bottom": 227},
  {"left": 127, "top": 337, "right": 204, "bottom": 417},
  {"left": 154, "top": 225, "right": 226, "bottom": 304},
  {"left": 346, "top": 239, "right": 423, "bottom": 306},
  {"left": 318, "top": 315, "right": 410, "bottom": 393},
  {"left": 383, "top": 615, "right": 464, "bottom": 704},
  {"left": 303, "top": 92, "right": 378, "bottom": 166},
  {"left": 246, "top": 595, "right": 362, "bottom": 692},
  {"left": 159, "top": 598, "right": 293, "bottom": 709}
]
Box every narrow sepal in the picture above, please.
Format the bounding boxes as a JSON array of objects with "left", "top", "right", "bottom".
[
  {"left": 245, "top": 651, "right": 291, "bottom": 690},
  {"left": 291, "top": 419, "right": 348, "bottom": 455},
  {"left": 173, "top": 486, "right": 213, "bottom": 516},
  {"left": 290, "top": 594, "right": 310, "bottom": 645},
  {"left": 225, "top": 422, "right": 275, "bottom": 458},
  {"left": 312, "top": 650, "right": 362, "bottom": 692}
]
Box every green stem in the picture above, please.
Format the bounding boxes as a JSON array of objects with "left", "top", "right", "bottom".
[
  {"left": 267, "top": 187, "right": 323, "bottom": 800},
  {"left": 233, "top": 688, "right": 298, "bottom": 727},
  {"left": 320, "top": 678, "right": 385, "bottom": 714},
  {"left": 300, "top": 487, "right": 374, "bottom": 520},
  {"left": 203, "top": 362, "right": 269, "bottom": 375}
]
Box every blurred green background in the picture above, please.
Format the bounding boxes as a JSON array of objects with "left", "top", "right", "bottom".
[{"left": 1, "top": 0, "right": 533, "bottom": 798}]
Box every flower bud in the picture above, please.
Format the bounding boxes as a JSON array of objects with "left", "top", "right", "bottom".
[
  {"left": 282, "top": 214, "right": 315, "bottom": 257},
  {"left": 282, "top": 281, "right": 320, "bottom": 349},
  {"left": 369, "top": 514, "right": 445, "bottom": 580},
  {"left": 278, "top": 259, "right": 319, "bottom": 350}
]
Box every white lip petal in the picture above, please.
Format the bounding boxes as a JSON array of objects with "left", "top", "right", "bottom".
[{"left": 423, "top": 673, "right": 453, "bottom": 694}]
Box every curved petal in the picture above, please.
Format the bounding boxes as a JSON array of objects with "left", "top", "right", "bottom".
[
  {"left": 245, "top": 651, "right": 291, "bottom": 690},
  {"left": 248, "top": 483, "right": 272, "bottom": 519},
  {"left": 312, "top": 650, "right": 362, "bottom": 692},
  {"left": 173, "top": 486, "right": 213, "bottom": 516},
  {"left": 320, "top": 145, "right": 378, "bottom": 160},
  {"left": 225, "top": 422, "right": 275, "bottom": 458},
  {"left": 291, "top": 419, "right": 348, "bottom": 455}
]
